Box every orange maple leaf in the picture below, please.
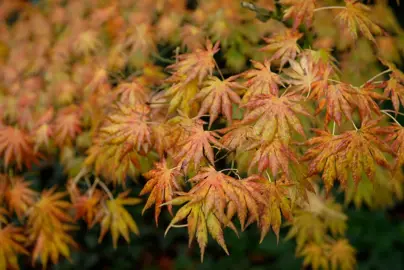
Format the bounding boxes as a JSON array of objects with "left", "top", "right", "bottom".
[
  {"left": 195, "top": 75, "right": 242, "bottom": 127},
  {"left": 5, "top": 176, "right": 37, "bottom": 221},
  {"left": 303, "top": 120, "right": 392, "bottom": 189},
  {"left": 165, "top": 167, "right": 248, "bottom": 260},
  {"left": 242, "top": 59, "right": 284, "bottom": 101},
  {"left": 140, "top": 159, "right": 182, "bottom": 225},
  {"left": 247, "top": 137, "right": 298, "bottom": 176},
  {"left": 241, "top": 93, "right": 309, "bottom": 144},
  {"left": 174, "top": 121, "right": 224, "bottom": 171},
  {"left": 261, "top": 29, "right": 303, "bottom": 69},
  {"left": 54, "top": 105, "right": 82, "bottom": 146},
  {"left": 280, "top": 0, "right": 316, "bottom": 29},
  {"left": 0, "top": 125, "right": 38, "bottom": 170},
  {"left": 167, "top": 40, "right": 220, "bottom": 84},
  {"left": 336, "top": 0, "right": 383, "bottom": 42}
]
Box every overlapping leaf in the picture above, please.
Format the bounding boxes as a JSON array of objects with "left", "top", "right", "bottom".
[
  {"left": 241, "top": 93, "right": 309, "bottom": 144},
  {"left": 140, "top": 159, "right": 182, "bottom": 224},
  {"left": 98, "top": 190, "right": 141, "bottom": 248},
  {"left": 194, "top": 76, "right": 242, "bottom": 127}
]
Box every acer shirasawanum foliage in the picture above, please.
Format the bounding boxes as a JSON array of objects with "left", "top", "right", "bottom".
[{"left": 0, "top": 0, "right": 403, "bottom": 269}]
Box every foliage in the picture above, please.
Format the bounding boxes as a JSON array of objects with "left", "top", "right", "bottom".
[{"left": 0, "top": 0, "right": 404, "bottom": 269}]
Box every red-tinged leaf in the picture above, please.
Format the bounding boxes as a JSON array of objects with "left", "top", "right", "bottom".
[
  {"left": 242, "top": 59, "right": 284, "bottom": 101},
  {"left": 54, "top": 105, "right": 82, "bottom": 146},
  {"left": 174, "top": 122, "right": 224, "bottom": 171},
  {"left": 167, "top": 40, "right": 219, "bottom": 84},
  {"left": 195, "top": 76, "right": 242, "bottom": 128},
  {"left": 336, "top": 0, "right": 383, "bottom": 42},
  {"left": 0, "top": 125, "right": 39, "bottom": 170},
  {"left": 140, "top": 159, "right": 182, "bottom": 225},
  {"left": 0, "top": 225, "right": 29, "bottom": 270},
  {"left": 260, "top": 30, "right": 303, "bottom": 69},
  {"left": 5, "top": 176, "right": 37, "bottom": 221},
  {"left": 241, "top": 93, "right": 309, "bottom": 144},
  {"left": 247, "top": 137, "right": 298, "bottom": 177},
  {"left": 280, "top": 0, "right": 316, "bottom": 29}
]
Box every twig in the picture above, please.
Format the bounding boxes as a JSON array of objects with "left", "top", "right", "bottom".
[
  {"left": 360, "top": 69, "right": 391, "bottom": 88},
  {"left": 381, "top": 110, "right": 402, "bottom": 126},
  {"left": 314, "top": 6, "right": 346, "bottom": 12}
]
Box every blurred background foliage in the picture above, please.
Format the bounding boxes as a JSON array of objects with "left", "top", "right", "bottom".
[{"left": 15, "top": 0, "right": 404, "bottom": 269}]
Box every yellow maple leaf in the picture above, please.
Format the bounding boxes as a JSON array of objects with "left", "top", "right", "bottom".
[
  {"left": 0, "top": 225, "right": 29, "bottom": 270},
  {"left": 329, "top": 239, "right": 356, "bottom": 270},
  {"left": 336, "top": 0, "right": 383, "bottom": 42},
  {"left": 98, "top": 190, "right": 141, "bottom": 248}
]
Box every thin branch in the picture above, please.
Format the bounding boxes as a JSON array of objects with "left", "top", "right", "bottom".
[
  {"left": 94, "top": 178, "right": 114, "bottom": 200},
  {"left": 381, "top": 109, "right": 404, "bottom": 118},
  {"left": 214, "top": 59, "right": 225, "bottom": 80},
  {"left": 351, "top": 120, "right": 359, "bottom": 131},
  {"left": 381, "top": 110, "right": 402, "bottom": 126},
  {"left": 360, "top": 69, "right": 391, "bottom": 88},
  {"left": 332, "top": 121, "right": 336, "bottom": 135},
  {"left": 314, "top": 6, "right": 346, "bottom": 12}
]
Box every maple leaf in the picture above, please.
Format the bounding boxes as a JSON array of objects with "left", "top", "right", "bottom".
[
  {"left": 194, "top": 76, "right": 242, "bottom": 127},
  {"left": 280, "top": 0, "right": 316, "bottom": 29},
  {"left": 242, "top": 59, "right": 284, "bottom": 101},
  {"left": 303, "top": 120, "right": 392, "bottom": 190},
  {"left": 384, "top": 124, "right": 404, "bottom": 174},
  {"left": 5, "top": 176, "right": 37, "bottom": 221},
  {"left": 114, "top": 80, "right": 150, "bottom": 106},
  {"left": 54, "top": 105, "right": 82, "bottom": 146},
  {"left": 300, "top": 242, "right": 329, "bottom": 270},
  {"left": 245, "top": 175, "right": 293, "bottom": 242},
  {"left": 0, "top": 225, "right": 29, "bottom": 270},
  {"left": 174, "top": 122, "right": 224, "bottom": 171},
  {"left": 240, "top": 93, "right": 309, "bottom": 144},
  {"left": 336, "top": 0, "right": 383, "bottom": 42},
  {"left": 219, "top": 123, "right": 257, "bottom": 152},
  {"left": 247, "top": 137, "right": 298, "bottom": 176},
  {"left": 140, "top": 159, "right": 182, "bottom": 225},
  {"left": 385, "top": 77, "right": 404, "bottom": 113},
  {"left": 167, "top": 40, "right": 219, "bottom": 84},
  {"left": 165, "top": 78, "right": 199, "bottom": 115},
  {"left": 165, "top": 167, "right": 258, "bottom": 260},
  {"left": 354, "top": 83, "right": 385, "bottom": 121},
  {"left": 33, "top": 108, "right": 54, "bottom": 151},
  {"left": 379, "top": 61, "right": 404, "bottom": 113},
  {"left": 100, "top": 104, "right": 152, "bottom": 153},
  {"left": 0, "top": 125, "right": 38, "bottom": 170},
  {"left": 27, "top": 188, "right": 78, "bottom": 267},
  {"left": 261, "top": 29, "right": 303, "bottom": 69},
  {"left": 98, "top": 191, "right": 141, "bottom": 248},
  {"left": 286, "top": 209, "right": 327, "bottom": 251},
  {"left": 71, "top": 190, "right": 103, "bottom": 228},
  {"left": 28, "top": 188, "right": 74, "bottom": 232},
  {"left": 85, "top": 104, "right": 153, "bottom": 185},
  {"left": 283, "top": 54, "right": 322, "bottom": 97},
  {"left": 316, "top": 83, "right": 354, "bottom": 126},
  {"left": 329, "top": 239, "right": 356, "bottom": 270}
]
